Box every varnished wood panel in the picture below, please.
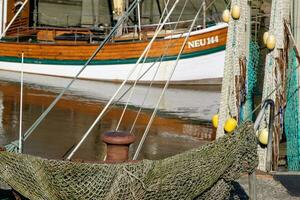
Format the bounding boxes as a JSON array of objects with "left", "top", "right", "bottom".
[{"left": 0, "top": 27, "right": 227, "bottom": 61}]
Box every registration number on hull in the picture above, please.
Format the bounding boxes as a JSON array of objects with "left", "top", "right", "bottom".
[{"left": 188, "top": 36, "right": 219, "bottom": 48}]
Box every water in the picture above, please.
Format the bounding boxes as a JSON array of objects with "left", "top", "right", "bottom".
[{"left": 0, "top": 70, "right": 220, "bottom": 161}]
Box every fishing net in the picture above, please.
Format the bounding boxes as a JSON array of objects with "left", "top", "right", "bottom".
[
  {"left": 217, "top": 0, "right": 250, "bottom": 138},
  {"left": 0, "top": 122, "right": 258, "bottom": 200},
  {"left": 284, "top": 49, "right": 300, "bottom": 171},
  {"left": 240, "top": 41, "right": 259, "bottom": 121}
]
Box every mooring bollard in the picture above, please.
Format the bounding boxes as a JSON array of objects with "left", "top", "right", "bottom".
[{"left": 101, "top": 131, "right": 136, "bottom": 163}]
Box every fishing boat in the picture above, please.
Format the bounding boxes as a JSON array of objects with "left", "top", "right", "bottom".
[{"left": 0, "top": 0, "right": 227, "bottom": 86}]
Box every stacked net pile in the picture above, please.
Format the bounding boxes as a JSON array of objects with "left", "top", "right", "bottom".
[
  {"left": 0, "top": 122, "right": 257, "bottom": 200},
  {"left": 284, "top": 49, "right": 300, "bottom": 171}
]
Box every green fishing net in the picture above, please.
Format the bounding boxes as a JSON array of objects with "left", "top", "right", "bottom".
[
  {"left": 284, "top": 49, "right": 300, "bottom": 171},
  {"left": 0, "top": 122, "right": 257, "bottom": 200},
  {"left": 241, "top": 41, "right": 260, "bottom": 121}
]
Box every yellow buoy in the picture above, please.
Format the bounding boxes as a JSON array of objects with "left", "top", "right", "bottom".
[
  {"left": 212, "top": 114, "right": 219, "bottom": 128},
  {"left": 231, "top": 5, "right": 240, "bottom": 20},
  {"left": 263, "top": 32, "right": 269, "bottom": 45},
  {"left": 222, "top": 9, "right": 230, "bottom": 23},
  {"left": 224, "top": 118, "right": 237, "bottom": 133},
  {"left": 266, "top": 35, "right": 276, "bottom": 50},
  {"left": 258, "top": 128, "right": 269, "bottom": 145}
]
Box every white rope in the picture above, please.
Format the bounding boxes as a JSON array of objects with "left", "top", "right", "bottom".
[
  {"left": 21, "top": 0, "right": 141, "bottom": 142},
  {"left": 66, "top": 0, "right": 181, "bottom": 160},
  {"left": 129, "top": 0, "right": 190, "bottom": 133},
  {"left": 133, "top": 3, "right": 203, "bottom": 160},
  {"left": 115, "top": 0, "right": 188, "bottom": 132},
  {"left": 114, "top": 0, "right": 172, "bottom": 131}
]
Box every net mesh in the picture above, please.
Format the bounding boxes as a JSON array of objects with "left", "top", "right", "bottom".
[
  {"left": 240, "top": 41, "right": 259, "bottom": 121},
  {"left": 284, "top": 49, "right": 300, "bottom": 171},
  {"left": 0, "top": 122, "right": 258, "bottom": 200},
  {"left": 217, "top": 0, "right": 250, "bottom": 138}
]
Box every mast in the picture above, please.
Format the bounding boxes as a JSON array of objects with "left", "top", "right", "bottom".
[
  {"left": 113, "top": 0, "right": 125, "bottom": 37},
  {"left": 137, "top": 0, "right": 141, "bottom": 39},
  {"left": 0, "top": 0, "right": 8, "bottom": 36},
  {"left": 33, "top": 0, "right": 38, "bottom": 27},
  {"left": 293, "top": 0, "right": 300, "bottom": 47},
  {"left": 0, "top": 91, "right": 3, "bottom": 133},
  {"left": 202, "top": 0, "right": 206, "bottom": 29},
  {"left": 107, "top": 0, "right": 114, "bottom": 27},
  {"left": 156, "top": 0, "right": 162, "bottom": 19}
]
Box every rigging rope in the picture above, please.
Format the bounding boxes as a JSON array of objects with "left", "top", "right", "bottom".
[
  {"left": 133, "top": 3, "right": 204, "bottom": 160},
  {"left": 21, "top": 0, "right": 141, "bottom": 142},
  {"left": 115, "top": 0, "right": 189, "bottom": 132},
  {"left": 115, "top": 0, "right": 173, "bottom": 131},
  {"left": 66, "top": 0, "right": 181, "bottom": 160}
]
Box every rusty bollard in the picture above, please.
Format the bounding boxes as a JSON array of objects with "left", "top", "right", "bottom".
[{"left": 101, "top": 131, "right": 136, "bottom": 163}]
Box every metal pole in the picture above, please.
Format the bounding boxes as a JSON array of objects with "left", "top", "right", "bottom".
[
  {"left": 137, "top": 1, "right": 142, "bottom": 40},
  {"left": 202, "top": 1, "right": 206, "bottom": 28},
  {"left": 0, "top": 0, "right": 29, "bottom": 39},
  {"left": 265, "top": 99, "right": 275, "bottom": 172},
  {"left": 33, "top": 0, "right": 37, "bottom": 27},
  {"left": 250, "top": 99, "right": 275, "bottom": 199},
  {"left": 19, "top": 53, "right": 24, "bottom": 153},
  {"left": 248, "top": 171, "right": 256, "bottom": 200},
  {"left": 22, "top": 0, "right": 141, "bottom": 142}
]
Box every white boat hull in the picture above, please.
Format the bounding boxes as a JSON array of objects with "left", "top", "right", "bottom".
[
  {"left": 0, "top": 70, "right": 221, "bottom": 121},
  {"left": 0, "top": 50, "right": 225, "bottom": 85}
]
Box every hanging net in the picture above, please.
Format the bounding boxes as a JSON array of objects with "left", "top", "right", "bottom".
[
  {"left": 217, "top": 0, "right": 250, "bottom": 138},
  {"left": 0, "top": 122, "right": 258, "bottom": 200},
  {"left": 240, "top": 41, "right": 259, "bottom": 121},
  {"left": 284, "top": 49, "right": 300, "bottom": 171}
]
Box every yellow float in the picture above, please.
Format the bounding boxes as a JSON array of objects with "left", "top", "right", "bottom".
[
  {"left": 222, "top": 9, "right": 230, "bottom": 23},
  {"left": 258, "top": 128, "right": 269, "bottom": 145},
  {"left": 212, "top": 114, "right": 219, "bottom": 128},
  {"left": 224, "top": 118, "right": 237, "bottom": 133},
  {"left": 263, "top": 32, "right": 269, "bottom": 45},
  {"left": 231, "top": 5, "right": 240, "bottom": 20},
  {"left": 266, "top": 35, "right": 276, "bottom": 50}
]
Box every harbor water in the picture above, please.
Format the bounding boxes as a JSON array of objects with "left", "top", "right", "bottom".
[{"left": 0, "top": 70, "right": 220, "bottom": 161}]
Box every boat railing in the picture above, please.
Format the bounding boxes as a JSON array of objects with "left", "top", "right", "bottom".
[
  {"left": 36, "top": 11, "right": 222, "bottom": 27},
  {"left": 1, "top": 19, "right": 212, "bottom": 45}
]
